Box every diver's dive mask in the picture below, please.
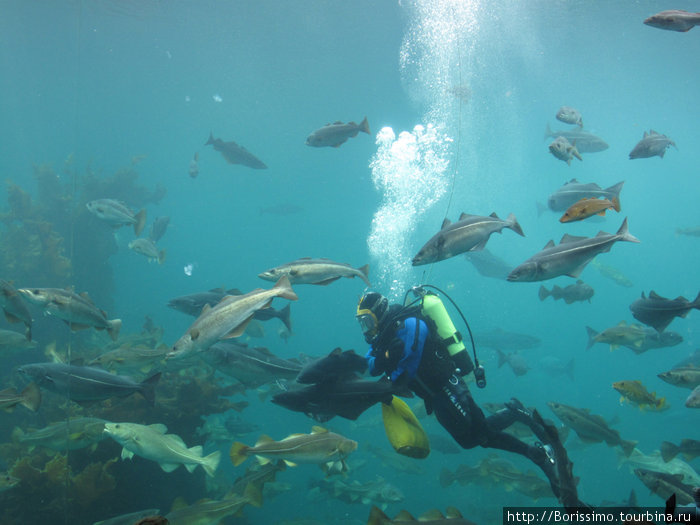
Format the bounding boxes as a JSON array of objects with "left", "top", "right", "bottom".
[
  {"left": 356, "top": 309, "right": 379, "bottom": 340},
  {"left": 356, "top": 291, "right": 388, "bottom": 343}
]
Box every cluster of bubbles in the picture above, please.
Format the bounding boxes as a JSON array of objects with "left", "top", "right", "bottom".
[
  {"left": 368, "top": 125, "right": 451, "bottom": 299},
  {"left": 367, "top": 0, "right": 479, "bottom": 297}
]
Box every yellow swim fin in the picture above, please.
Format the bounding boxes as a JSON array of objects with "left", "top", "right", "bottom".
[{"left": 382, "top": 396, "right": 430, "bottom": 459}]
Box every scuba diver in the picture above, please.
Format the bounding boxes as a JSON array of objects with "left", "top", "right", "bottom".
[{"left": 355, "top": 287, "right": 565, "bottom": 500}]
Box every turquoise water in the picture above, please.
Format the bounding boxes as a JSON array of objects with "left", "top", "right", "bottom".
[{"left": 0, "top": 1, "right": 698, "bottom": 523}]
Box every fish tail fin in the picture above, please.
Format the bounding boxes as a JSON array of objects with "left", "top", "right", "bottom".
[
  {"left": 357, "top": 263, "right": 371, "bottom": 286},
  {"left": 279, "top": 303, "right": 293, "bottom": 333},
  {"left": 158, "top": 249, "right": 167, "bottom": 265},
  {"left": 139, "top": 372, "right": 161, "bottom": 406},
  {"left": 20, "top": 382, "right": 41, "bottom": 412},
  {"left": 273, "top": 275, "right": 298, "bottom": 301},
  {"left": 506, "top": 213, "right": 525, "bottom": 237},
  {"left": 229, "top": 442, "right": 250, "bottom": 466},
  {"left": 201, "top": 449, "right": 221, "bottom": 477},
  {"left": 656, "top": 397, "right": 667, "bottom": 411},
  {"left": 133, "top": 209, "right": 147, "bottom": 236},
  {"left": 107, "top": 318, "right": 122, "bottom": 341},
  {"left": 538, "top": 285, "right": 550, "bottom": 301},
  {"left": 439, "top": 467, "right": 455, "bottom": 488},
  {"left": 205, "top": 132, "right": 215, "bottom": 145},
  {"left": 359, "top": 116, "right": 370, "bottom": 135},
  {"left": 367, "top": 506, "right": 391, "bottom": 525},
  {"left": 496, "top": 348, "right": 507, "bottom": 368},
  {"left": 606, "top": 180, "right": 625, "bottom": 200},
  {"left": 11, "top": 426, "right": 24, "bottom": 443},
  {"left": 659, "top": 441, "right": 679, "bottom": 463},
  {"left": 621, "top": 439, "right": 637, "bottom": 457},
  {"left": 692, "top": 291, "right": 700, "bottom": 309},
  {"left": 584, "top": 326, "right": 598, "bottom": 350},
  {"left": 612, "top": 196, "right": 621, "bottom": 213},
  {"left": 616, "top": 217, "right": 640, "bottom": 243},
  {"left": 544, "top": 122, "right": 552, "bottom": 140},
  {"left": 243, "top": 481, "right": 263, "bottom": 508}
]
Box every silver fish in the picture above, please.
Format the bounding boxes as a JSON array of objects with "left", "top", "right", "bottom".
[
  {"left": 548, "top": 136, "right": 582, "bottom": 165},
  {"left": 205, "top": 133, "right": 267, "bottom": 169},
  {"left": 644, "top": 10, "right": 700, "bottom": 32},
  {"left": 507, "top": 218, "right": 639, "bottom": 282},
  {"left": 629, "top": 130, "right": 676, "bottom": 159},
  {"left": 0, "top": 280, "right": 32, "bottom": 340},
  {"left": 18, "top": 287, "right": 121, "bottom": 341},
  {"left": 148, "top": 216, "right": 170, "bottom": 242},
  {"left": 555, "top": 106, "right": 583, "bottom": 127},
  {"left": 545, "top": 179, "right": 625, "bottom": 213},
  {"left": 413, "top": 212, "right": 524, "bottom": 266},
  {"left": 305, "top": 117, "right": 370, "bottom": 148},
  {"left": 18, "top": 417, "right": 107, "bottom": 451},
  {"left": 258, "top": 257, "right": 370, "bottom": 286},
  {"left": 544, "top": 123, "right": 608, "bottom": 153},
  {"left": 86, "top": 198, "right": 147, "bottom": 235}
]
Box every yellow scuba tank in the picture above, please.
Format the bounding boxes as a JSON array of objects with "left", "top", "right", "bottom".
[
  {"left": 420, "top": 292, "right": 474, "bottom": 375},
  {"left": 381, "top": 396, "right": 430, "bottom": 459}
]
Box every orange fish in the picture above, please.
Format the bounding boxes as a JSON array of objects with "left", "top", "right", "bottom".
[
  {"left": 612, "top": 380, "right": 667, "bottom": 411},
  {"left": 559, "top": 197, "right": 620, "bottom": 223}
]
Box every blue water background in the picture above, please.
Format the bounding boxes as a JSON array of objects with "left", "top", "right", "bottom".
[{"left": 1, "top": 1, "right": 699, "bottom": 523}]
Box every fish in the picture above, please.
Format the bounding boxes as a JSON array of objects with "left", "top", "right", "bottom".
[
  {"left": 258, "top": 257, "right": 371, "bottom": 286},
  {"left": 439, "top": 464, "right": 482, "bottom": 487},
  {"left": 168, "top": 276, "right": 298, "bottom": 360},
  {"left": 559, "top": 197, "right": 620, "bottom": 223},
  {"left": 366, "top": 443, "right": 425, "bottom": 475},
  {"left": 676, "top": 226, "right": 700, "bottom": 237},
  {"left": 296, "top": 347, "right": 368, "bottom": 384},
  {"left": 0, "top": 329, "right": 37, "bottom": 351},
  {"left": 229, "top": 426, "right": 357, "bottom": 475},
  {"left": 539, "top": 356, "right": 575, "bottom": 381},
  {"left": 685, "top": 386, "right": 700, "bottom": 408},
  {"left": 634, "top": 468, "right": 695, "bottom": 505},
  {"left": 104, "top": 422, "right": 221, "bottom": 476},
  {"left": 556, "top": 106, "right": 583, "bottom": 127},
  {"left": 164, "top": 485, "right": 261, "bottom": 525},
  {"left": 674, "top": 349, "right": 700, "bottom": 369},
  {"left": 188, "top": 152, "right": 199, "bottom": 178},
  {"left": 476, "top": 327, "right": 541, "bottom": 350},
  {"left": 88, "top": 343, "right": 169, "bottom": 376},
  {"left": 86, "top": 198, "right": 147, "bottom": 235},
  {"left": 0, "top": 382, "right": 41, "bottom": 412},
  {"left": 412, "top": 212, "right": 524, "bottom": 266},
  {"left": 629, "top": 130, "right": 676, "bottom": 159},
  {"left": 630, "top": 290, "right": 700, "bottom": 333},
  {"left": 464, "top": 249, "right": 512, "bottom": 280},
  {"left": 658, "top": 367, "right": 700, "bottom": 390},
  {"left": 309, "top": 476, "right": 404, "bottom": 509},
  {"left": 544, "top": 124, "right": 609, "bottom": 153},
  {"left": 200, "top": 341, "right": 303, "bottom": 389},
  {"left": 496, "top": 349, "right": 529, "bottom": 376},
  {"left": 196, "top": 413, "right": 260, "bottom": 444},
  {"left": 545, "top": 179, "right": 625, "bottom": 213},
  {"left": 148, "top": 216, "right": 170, "bottom": 242},
  {"left": 305, "top": 117, "right": 370, "bottom": 148},
  {"left": 660, "top": 439, "right": 700, "bottom": 463},
  {"left": 17, "top": 362, "right": 160, "bottom": 405},
  {"left": 16, "top": 417, "right": 107, "bottom": 451},
  {"left": 128, "top": 238, "right": 166, "bottom": 265},
  {"left": 547, "top": 401, "right": 637, "bottom": 456},
  {"left": 205, "top": 133, "right": 267, "bottom": 169},
  {"left": 643, "top": 10, "right": 700, "bottom": 32},
  {"left": 0, "top": 280, "right": 32, "bottom": 340},
  {"left": 590, "top": 259, "right": 634, "bottom": 288},
  {"left": 0, "top": 473, "right": 19, "bottom": 493},
  {"left": 271, "top": 377, "right": 405, "bottom": 422},
  {"left": 18, "top": 287, "right": 122, "bottom": 341},
  {"left": 618, "top": 448, "right": 700, "bottom": 487},
  {"left": 507, "top": 218, "right": 639, "bottom": 282},
  {"left": 585, "top": 322, "right": 648, "bottom": 351},
  {"left": 538, "top": 280, "right": 594, "bottom": 304},
  {"left": 548, "top": 136, "right": 582, "bottom": 165},
  {"left": 93, "top": 508, "right": 162, "bottom": 525},
  {"left": 612, "top": 380, "right": 667, "bottom": 411}
]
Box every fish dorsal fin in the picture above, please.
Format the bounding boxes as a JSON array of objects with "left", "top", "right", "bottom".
[
  {"left": 226, "top": 288, "right": 243, "bottom": 295},
  {"left": 281, "top": 434, "right": 305, "bottom": 442},
  {"left": 393, "top": 510, "right": 416, "bottom": 521},
  {"left": 649, "top": 291, "right": 662, "bottom": 299},
  {"left": 332, "top": 121, "right": 343, "bottom": 125},
  {"left": 568, "top": 178, "right": 579, "bottom": 183},
  {"left": 149, "top": 423, "right": 168, "bottom": 434},
  {"left": 79, "top": 292, "right": 95, "bottom": 305},
  {"left": 543, "top": 240, "right": 555, "bottom": 249},
  {"left": 458, "top": 213, "right": 474, "bottom": 221},
  {"left": 255, "top": 435, "right": 274, "bottom": 446},
  {"left": 209, "top": 287, "right": 225, "bottom": 293},
  {"left": 170, "top": 496, "right": 189, "bottom": 511},
  {"left": 441, "top": 218, "right": 452, "bottom": 230},
  {"left": 418, "top": 509, "right": 446, "bottom": 521},
  {"left": 643, "top": 131, "right": 648, "bottom": 138},
  {"left": 488, "top": 212, "right": 499, "bottom": 219},
  {"left": 616, "top": 321, "right": 628, "bottom": 326},
  {"left": 560, "top": 234, "right": 586, "bottom": 244},
  {"left": 198, "top": 304, "right": 211, "bottom": 317},
  {"left": 329, "top": 347, "right": 343, "bottom": 356},
  {"left": 650, "top": 130, "right": 659, "bottom": 135},
  {"left": 311, "top": 426, "right": 328, "bottom": 434},
  {"left": 445, "top": 507, "right": 463, "bottom": 519}
]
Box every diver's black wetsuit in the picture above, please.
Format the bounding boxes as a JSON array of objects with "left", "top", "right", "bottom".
[{"left": 365, "top": 312, "right": 561, "bottom": 497}]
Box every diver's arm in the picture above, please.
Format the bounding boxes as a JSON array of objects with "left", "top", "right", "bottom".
[
  {"left": 389, "top": 318, "right": 428, "bottom": 382},
  {"left": 365, "top": 347, "right": 385, "bottom": 376}
]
